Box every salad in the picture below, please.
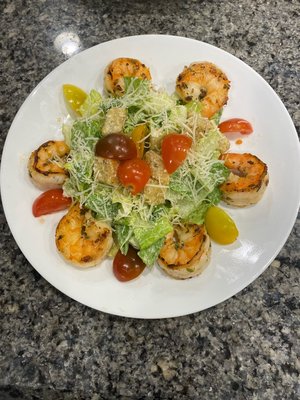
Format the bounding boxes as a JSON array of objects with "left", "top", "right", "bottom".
[{"left": 28, "top": 57, "right": 269, "bottom": 281}]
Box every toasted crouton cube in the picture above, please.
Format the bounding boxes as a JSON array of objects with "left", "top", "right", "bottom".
[
  {"left": 144, "top": 150, "right": 169, "bottom": 185},
  {"left": 94, "top": 156, "right": 119, "bottom": 185},
  {"left": 143, "top": 150, "right": 169, "bottom": 204},
  {"left": 143, "top": 178, "right": 167, "bottom": 205},
  {"left": 102, "top": 108, "right": 127, "bottom": 135}
]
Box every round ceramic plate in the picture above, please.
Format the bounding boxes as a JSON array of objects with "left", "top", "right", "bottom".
[{"left": 1, "top": 35, "right": 299, "bottom": 318}]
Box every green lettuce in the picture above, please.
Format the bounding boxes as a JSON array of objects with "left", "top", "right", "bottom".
[
  {"left": 185, "top": 187, "right": 222, "bottom": 224},
  {"left": 185, "top": 100, "right": 202, "bottom": 114},
  {"left": 64, "top": 148, "right": 94, "bottom": 194},
  {"left": 114, "top": 224, "right": 133, "bottom": 255},
  {"left": 85, "top": 184, "right": 119, "bottom": 221},
  {"left": 210, "top": 108, "right": 223, "bottom": 125},
  {"left": 70, "top": 119, "right": 102, "bottom": 149},
  {"left": 138, "top": 237, "right": 165, "bottom": 267},
  {"left": 79, "top": 89, "right": 102, "bottom": 117},
  {"left": 133, "top": 217, "right": 172, "bottom": 250}
]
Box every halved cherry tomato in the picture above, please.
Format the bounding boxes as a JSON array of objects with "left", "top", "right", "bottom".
[
  {"left": 113, "top": 246, "right": 146, "bottom": 282},
  {"left": 205, "top": 206, "right": 238, "bottom": 245},
  {"left": 117, "top": 158, "right": 151, "bottom": 195},
  {"left": 218, "top": 118, "right": 253, "bottom": 135},
  {"left": 161, "top": 133, "right": 192, "bottom": 174},
  {"left": 63, "top": 84, "right": 87, "bottom": 116},
  {"left": 32, "top": 189, "right": 72, "bottom": 217},
  {"left": 95, "top": 133, "right": 137, "bottom": 160}
]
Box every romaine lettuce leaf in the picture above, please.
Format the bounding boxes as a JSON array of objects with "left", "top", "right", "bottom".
[
  {"left": 85, "top": 184, "right": 119, "bottom": 221},
  {"left": 124, "top": 77, "right": 149, "bottom": 93},
  {"left": 210, "top": 108, "right": 223, "bottom": 125},
  {"left": 71, "top": 119, "right": 102, "bottom": 149},
  {"left": 169, "top": 169, "right": 208, "bottom": 199},
  {"left": 185, "top": 187, "right": 222, "bottom": 224},
  {"left": 114, "top": 224, "right": 133, "bottom": 255},
  {"left": 138, "top": 237, "right": 165, "bottom": 267},
  {"left": 185, "top": 100, "right": 202, "bottom": 114},
  {"left": 62, "top": 123, "right": 72, "bottom": 147},
  {"left": 133, "top": 217, "right": 173, "bottom": 250},
  {"left": 79, "top": 89, "right": 102, "bottom": 117},
  {"left": 64, "top": 148, "right": 94, "bottom": 193}
]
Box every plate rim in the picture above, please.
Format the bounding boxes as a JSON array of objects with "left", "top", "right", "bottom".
[{"left": 1, "top": 34, "right": 300, "bottom": 319}]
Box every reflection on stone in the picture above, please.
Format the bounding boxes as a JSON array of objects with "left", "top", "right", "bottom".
[{"left": 54, "top": 32, "right": 81, "bottom": 57}]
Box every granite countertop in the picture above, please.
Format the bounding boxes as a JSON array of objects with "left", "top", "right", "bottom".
[{"left": 1, "top": 0, "right": 299, "bottom": 399}]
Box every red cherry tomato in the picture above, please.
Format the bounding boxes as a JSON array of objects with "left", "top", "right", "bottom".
[
  {"left": 95, "top": 133, "right": 137, "bottom": 160},
  {"left": 113, "top": 246, "right": 146, "bottom": 282},
  {"left": 161, "top": 133, "right": 192, "bottom": 174},
  {"left": 218, "top": 118, "right": 253, "bottom": 135},
  {"left": 32, "top": 189, "right": 72, "bottom": 217},
  {"left": 117, "top": 158, "right": 151, "bottom": 195}
]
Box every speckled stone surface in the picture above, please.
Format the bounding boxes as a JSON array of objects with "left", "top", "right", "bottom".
[{"left": 0, "top": 0, "right": 299, "bottom": 399}]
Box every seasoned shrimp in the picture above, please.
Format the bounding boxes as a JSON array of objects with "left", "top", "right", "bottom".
[
  {"left": 158, "top": 224, "right": 211, "bottom": 279},
  {"left": 176, "top": 62, "right": 230, "bottom": 118},
  {"left": 55, "top": 203, "right": 113, "bottom": 268},
  {"left": 220, "top": 153, "right": 269, "bottom": 207},
  {"left": 28, "top": 140, "right": 69, "bottom": 190},
  {"left": 104, "top": 57, "right": 151, "bottom": 96}
]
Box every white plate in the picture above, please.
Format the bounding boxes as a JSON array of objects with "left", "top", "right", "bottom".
[{"left": 1, "top": 35, "right": 300, "bottom": 319}]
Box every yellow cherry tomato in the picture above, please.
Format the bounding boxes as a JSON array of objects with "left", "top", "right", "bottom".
[
  {"left": 205, "top": 206, "right": 238, "bottom": 245},
  {"left": 63, "top": 84, "right": 87, "bottom": 115},
  {"left": 131, "top": 124, "right": 148, "bottom": 158}
]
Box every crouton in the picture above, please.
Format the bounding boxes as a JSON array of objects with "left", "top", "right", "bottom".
[
  {"left": 94, "top": 156, "right": 119, "bottom": 185},
  {"left": 144, "top": 150, "right": 169, "bottom": 185},
  {"left": 143, "top": 150, "right": 169, "bottom": 205},
  {"left": 143, "top": 179, "right": 167, "bottom": 205},
  {"left": 102, "top": 108, "right": 127, "bottom": 135}
]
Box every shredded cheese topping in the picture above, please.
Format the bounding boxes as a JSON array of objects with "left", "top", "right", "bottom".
[{"left": 63, "top": 77, "right": 229, "bottom": 228}]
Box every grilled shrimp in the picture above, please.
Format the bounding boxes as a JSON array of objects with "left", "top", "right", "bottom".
[
  {"left": 158, "top": 224, "right": 211, "bottom": 279},
  {"left": 28, "top": 141, "right": 69, "bottom": 190},
  {"left": 176, "top": 62, "right": 230, "bottom": 118},
  {"left": 104, "top": 57, "right": 151, "bottom": 96},
  {"left": 220, "top": 153, "right": 269, "bottom": 207},
  {"left": 55, "top": 203, "right": 113, "bottom": 268}
]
